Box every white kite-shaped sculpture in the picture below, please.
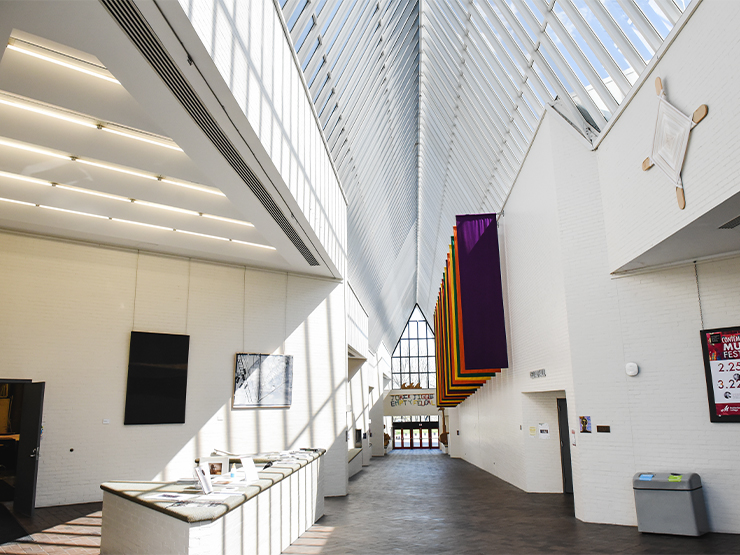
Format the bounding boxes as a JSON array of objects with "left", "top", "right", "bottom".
[{"left": 642, "top": 77, "right": 707, "bottom": 210}]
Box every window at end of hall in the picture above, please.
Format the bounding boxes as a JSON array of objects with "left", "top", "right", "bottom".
[{"left": 391, "top": 305, "right": 435, "bottom": 389}]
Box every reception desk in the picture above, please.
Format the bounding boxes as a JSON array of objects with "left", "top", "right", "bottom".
[{"left": 100, "top": 449, "right": 325, "bottom": 555}]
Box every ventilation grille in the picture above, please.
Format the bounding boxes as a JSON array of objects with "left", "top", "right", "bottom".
[
  {"left": 100, "top": 0, "right": 319, "bottom": 266},
  {"left": 719, "top": 215, "right": 740, "bottom": 230}
]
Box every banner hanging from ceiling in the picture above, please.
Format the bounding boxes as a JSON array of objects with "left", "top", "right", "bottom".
[{"left": 434, "top": 214, "right": 508, "bottom": 407}]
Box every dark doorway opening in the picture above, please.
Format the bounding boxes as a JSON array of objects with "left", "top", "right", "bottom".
[
  {"left": 0, "top": 380, "right": 44, "bottom": 517},
  {"left": 557, "top": 397, "right": 574, "bottom": 497}
]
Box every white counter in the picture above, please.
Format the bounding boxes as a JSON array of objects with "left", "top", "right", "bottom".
[{"left": 100, "top": 449, "right": 325, "bottom": 555}]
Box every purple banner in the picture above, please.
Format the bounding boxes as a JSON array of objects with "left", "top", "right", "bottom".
[{"left": 456, "top": 213, "right": 509, "bottom": 370}]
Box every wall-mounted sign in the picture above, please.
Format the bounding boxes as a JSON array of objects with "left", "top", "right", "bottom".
[
  {"left": 700, "top": 327, "right": 740, "bottom": 422},
  {"left": 529, "top": 369, "right": 546, "bottom": 379},
  {"left": 384, "top": 389, "right": 438, "bottom": 416},
  {"left": 537, "top": 423, "right": 550, "bottom": 439}
]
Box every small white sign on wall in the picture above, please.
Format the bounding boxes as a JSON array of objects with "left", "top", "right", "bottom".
[{"left": 538, "top": 423, "right": 550, "bottom": 439}]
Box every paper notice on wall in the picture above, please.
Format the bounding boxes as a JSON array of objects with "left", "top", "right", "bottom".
[
  {"left": 538, "top": 423, "right": 550, "bottom": 439},
  {"left": 570, "top": 429, "right": 577, "bottom": 446},
  {"left": 529, "top": 426, "right": 536, "bottom": 437}
]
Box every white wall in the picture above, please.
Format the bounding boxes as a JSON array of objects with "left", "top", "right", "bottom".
[
  {"left": 598, "top": 0, "right": 740, "bottom": 272},
  {"left": 369, "top": 344, "right": 392, "bottom": 457},
  {"left": 456, "top": 114, "right": 577, "bottom": 494},
  {"left": 177, "top": 0, "right": 347, "bottom": 274},
  {"left": 0, "top": 231, "right": 348, "bottom": 506},
  {"left": 453, "top": 3, "right": 740, "bottom": 531},
  {"left": 347, "top": 285, "right": 369, "bottom": 360}
]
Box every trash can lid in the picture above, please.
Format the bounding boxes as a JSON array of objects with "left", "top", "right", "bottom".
[{"left": 633, "top": 472, "right": 702, "bottom": 490}]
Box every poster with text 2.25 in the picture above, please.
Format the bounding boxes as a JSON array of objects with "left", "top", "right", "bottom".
[{"left": 701, "top": 327, "right": 740, "bottom": 422}]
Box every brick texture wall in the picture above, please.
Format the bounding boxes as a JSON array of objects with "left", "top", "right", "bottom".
[
  {"left": 0, "top": 231, "right": 348, "bottom": 506},
  {"left": 453, "top": 1, "right": 740, "bottom": 531}
]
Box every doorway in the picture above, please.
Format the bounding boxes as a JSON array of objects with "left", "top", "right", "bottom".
[
  {"left": 392, "top": 421, "right": 439, "bottom": 449},
  {"left": 557, "top": 398, "right": 573, "bottom": 495},
  {"left": 0, "top": 380, "right": 45, "bottom": 516}
]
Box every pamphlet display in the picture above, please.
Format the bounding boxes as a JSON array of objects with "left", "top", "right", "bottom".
[{"left": 700, "top": 326, "right": 740, "bottom": 422}]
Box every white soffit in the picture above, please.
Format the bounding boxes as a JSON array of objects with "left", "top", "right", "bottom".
[{"left": 282, "top": 0, "right": 690, "bottom": 343}]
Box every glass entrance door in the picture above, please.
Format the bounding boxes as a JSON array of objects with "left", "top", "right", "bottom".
[{"left": 392, "top": 422, "right": 440, "bottom": 449}]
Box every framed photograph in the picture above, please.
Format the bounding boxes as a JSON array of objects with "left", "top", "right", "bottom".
[
  {"left": 700, "top": 327, "right": 740, "bottom": 422},
  {"left": 233, "top": 353, "right": 293, "bottom": 409},
  {"left": 199, "top": 456, "right": 229, "bottom": 477}
]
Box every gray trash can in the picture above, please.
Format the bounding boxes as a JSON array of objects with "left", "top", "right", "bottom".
[{"left": 633, "top": 472, "right": 709, "bottom": 536}]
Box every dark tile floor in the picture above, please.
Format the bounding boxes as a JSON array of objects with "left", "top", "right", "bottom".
[
  {"left": 285, "top": 449, "right": 740, "bottom": 555},
  {"left": 0, "top": 502, "right": 101, "bottom": 554}
]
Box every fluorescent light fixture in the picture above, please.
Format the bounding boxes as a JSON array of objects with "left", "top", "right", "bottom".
[
  {"left": 0, "top": 193, "right": 276, "bottom": 250},
  {"left": 7, "top": 40, "right": 120, "bottom": 84},
  {"left": 160, "top": 178, "right": 225, "bottom": 197},
  {"left": 54, "top": 183, "right": 129, "bottom": 202},
  {"left": 0, "top": 136, "right": 222, "bottom": 196},
  {"left": 0, "top": 92, "right": 182, "bottom": 151},
  {"left": 132, "top": 199, "right": 199, "bottom": 216},
  {"left": 0, "top": 137, "right": 69, "bottom": 160},
  {"left": 75, "top": 159, "right": 156, "bottom": 181},
  {"left": 0, "top": 196, "right": 35, "bottom": 207},
  {"left": 202, "top": 214, "right": 254, "bottom": 227},
  {"left": 40, "top": 204, "right": 109, "bottom": 219},
  {"left": 100, "top": 127, "right": 182, "bottom": 151},
  {"left": 0, "top": 170, "right": 51, "bottom": 187},
  {"left": 232, "top": 239, "right": 276, "bottom": 251},
  {"left": 0, "top": 168, "right": 250, "bottom": 226},
  {"left": 0, "top": 96, "right": 96, "bottom": 128},
  {"left": 110, "top": 218, "right": 172, "bottom": 231},
  {"left": 175, "top": 229, "right": 229, "bottom": 241}
]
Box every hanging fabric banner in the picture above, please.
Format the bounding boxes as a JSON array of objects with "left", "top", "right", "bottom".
[{"left": 434, "top": 213, "right": 508, "bottom": 407}]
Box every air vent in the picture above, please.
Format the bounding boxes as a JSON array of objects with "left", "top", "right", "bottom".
[
  {"left": 100, "top": 0, "right": 319, "bottom": 266},
  {"left": 719, "top": 215, "right": 740, "bottom": 230}
]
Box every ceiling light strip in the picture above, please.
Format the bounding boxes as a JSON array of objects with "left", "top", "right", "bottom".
[
  {"left": 0, "top": 195, "right": 273, "bottom": 250},
  {"left": 0, "top": 136, "right": 223, "bottom": 196},
  {"left": 7, "top": 39, "right": 120, "bottom": 84},
  {"left": 0, "top": 91, "right": 183, "bottom": 151},
  {"left": 0, "top": 169, "right": 252, "bottom": 227}
]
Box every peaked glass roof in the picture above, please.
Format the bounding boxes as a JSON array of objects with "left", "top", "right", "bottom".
[{"left": 280, "top": 0, "right": 692, "bottom": 351}]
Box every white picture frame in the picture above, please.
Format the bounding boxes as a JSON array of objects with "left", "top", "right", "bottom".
[{"left": 199, "top": 456, "right": 229, "bottom": 477}]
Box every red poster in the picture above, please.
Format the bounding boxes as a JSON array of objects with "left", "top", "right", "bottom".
[{"left": 701, "top": 327, "right": 740, "bottom": 422}]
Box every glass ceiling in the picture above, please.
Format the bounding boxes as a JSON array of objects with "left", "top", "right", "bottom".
[{"left": 280, "top": 0, "right": 691, "bottom": 351}]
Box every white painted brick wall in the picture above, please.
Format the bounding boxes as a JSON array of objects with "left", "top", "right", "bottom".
[
  {"left": 178, "top": 0, "right": 347, "bottom": 274},
  {"left": 453, "top": 82, "right": 740, "bottom": 533},
  {"left": 598, "top": 0, "right": 740, "bottom": 272},
  {"left": 347, "top": 284, "right": 369, "bottom": 359},
  {"left": 456, "top": 115, "right": 575, "bottom": 494},
  {"left": 0, "top": 231, "right": 348, "bottom": 506}
]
